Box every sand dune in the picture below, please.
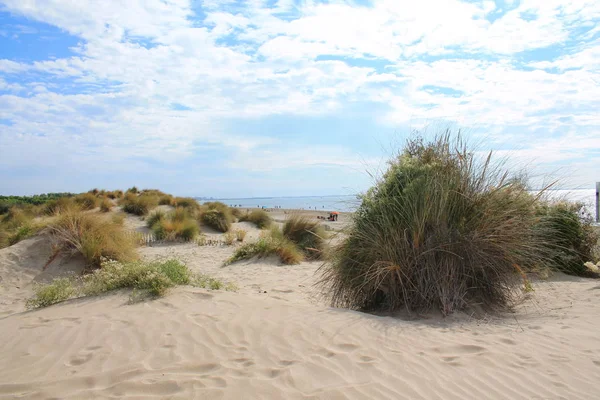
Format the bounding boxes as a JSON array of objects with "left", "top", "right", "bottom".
[
  {"left": 1, "top": 277, "right": 600, "bottom": 399},
  {"left": 1, "top": 212, "right": 600, "bottom": 399}
]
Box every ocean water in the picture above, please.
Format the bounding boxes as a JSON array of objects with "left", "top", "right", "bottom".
[
  {"left": 203, "top": 189, "right": 598, "bottom": 216},
  {"left": 201, "top": 195, "right": 360, "bottom": 212}
]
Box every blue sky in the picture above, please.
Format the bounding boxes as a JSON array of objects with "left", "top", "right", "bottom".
[{"left": 0, "top": 0, "right": 598, "bottom": 197}]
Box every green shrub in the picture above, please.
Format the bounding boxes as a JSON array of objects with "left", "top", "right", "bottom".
[
  {"left": 26, "top": 259, "right": 235, "bottom": 309},
  {"left": 146, "top": 210, "right": 166, "bottom": 228},
  {"left": 26, "top": 278, "right": 76, "bottom": 309},
  {"left": 535, "top": 201, "right": 599, "bottom": 276},
  {"left": 239, "top": 210, "right": 272, "bottom": 229},
  {"left": 283, "top": 214, "right": 326, "bottom": 260},
  {"left": 319, "top": 133, "right": 554, "bottom": 315},
  {"left": 48, "top": 211, "right": 137, "bottom": 268},
  {"left": 74, "top": 193, "right": 98, "bottom": 210},
  {"left": 200, "top": 209, "right": 232, "bottom": 233}
]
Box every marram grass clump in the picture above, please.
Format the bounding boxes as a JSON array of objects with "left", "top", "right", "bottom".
[
  {"left": 148, "top": 208, "right": 199, "bottom": 241},
  {"left": 282, "top": 214, "right": 326, "bottom": 260},
  {"left": 26, "top": 259, "right": 236, "bottom": 309},
  {"left": 225, "top": 227, "right": 303, "bottom": 265},
  {"left": 319, "top": 132, "right": 559, "bottom": 316},
  {"left": 239, "top": 210, "right": 272, "bottom": 229}
]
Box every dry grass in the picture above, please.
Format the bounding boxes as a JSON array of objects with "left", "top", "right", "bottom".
[
  {"left": 120, "top": 193, "right": 157, "bottom": 216},
  {"left": 319, "top": 132, "right": 558, "bottom": 315},
  {"left": 73, "top": 193, "right": 98, "bottom": 210},
  {"left": 225, "top": 227, "right": 303, "bottom": 265},
  {"left": 48, "top": 211, "right": 137, "bottom": 268},
  {"left": 235, "top": 229, "right": 247, "bottom": 242},
  {"left": 148, "top": 208, "right": 199, "bottom": 241},
  {"left": 99, "top": 198, "right": 112, "bottom": 212}
]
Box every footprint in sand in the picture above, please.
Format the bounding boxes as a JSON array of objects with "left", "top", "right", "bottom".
[{"left": 66, "top": 352, "right": 93, "bottom": 366}]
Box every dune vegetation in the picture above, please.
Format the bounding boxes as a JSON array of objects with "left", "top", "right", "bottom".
[
  {"left": 239, "top": 209, "right": 272, "bottom": 229},
  {"left": 26, "top": 259, "right": 236, "bottom": 309},
  {"left": 147, "top": 208, "right": 199, "bottom": 242},
  {"left": 318, "top": 133, "right": 599, "bottom": 316}
]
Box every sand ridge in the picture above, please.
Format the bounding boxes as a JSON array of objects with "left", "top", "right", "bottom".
[{"left": 1, "top": 210, "right": 600, "bottom": 399}]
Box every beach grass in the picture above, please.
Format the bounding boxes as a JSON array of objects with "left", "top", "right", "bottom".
[
  {"left": 319, "top": 132, "right": 563, "bottom": 315},
  {"left": 26, "top": 259, "right": 236, "bottom": 309}
]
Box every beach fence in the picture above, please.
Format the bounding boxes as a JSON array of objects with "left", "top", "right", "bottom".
[{"left": 124, "top": 230, "right": 234, "bottom": 247}]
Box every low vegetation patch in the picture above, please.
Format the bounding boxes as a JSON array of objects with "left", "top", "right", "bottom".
[
  {"left": 73, "top": 193, "right": 98, "bottom": 210},
  {"left": 239, "top": 210, "right": 272, "bottom": 229},
  {"left": 100, "top": 198, "right": 112, "bottom": 212},
  {"left": 172, "top": 197, "right": 199, "bottom": 211},
  {"left": 26, "top": 259, "right": 236, "bottom": 309},
  {"left": 225, "top": 227, "right": 303, "bottom": 265}
]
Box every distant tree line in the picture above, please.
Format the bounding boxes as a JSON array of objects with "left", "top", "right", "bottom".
[{"left": 0, "top": 193, "right": 75, "bottom": 213}]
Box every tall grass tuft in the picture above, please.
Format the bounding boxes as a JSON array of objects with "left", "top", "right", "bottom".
[
  {"left": 535, "top": 201, "right": 599, "bottom": 276},
  {"left": 239, "top": 210, "right": 272, "bottom": 229},
  {"left": 200, "top": 209, "right": 232, "bottom": 233},
  {"left": 319, "top": 132, "right": 556, "bottom": 315},
  {"left": 225, "top": 227, "right": 303, "bottom": 265},
  {"left": 74, "top": 193, "right": 98, "bottom": 210},
  {"left": 99, "top": 198, "right": 112, "bottom": 212},
  {"left": 48, "top": 211, "right": 137, "bottom": 268},
  {"left": 149, "top": 208, "right": 199, "bottom": 241},
  {"left": 283, "top": 214, "right": 326, "bottom": 260},
  {"left": 172, "top": 197, "right": 199, "bottom": 210},
  {"left": 121, "top": 193, "right": 157, "bottom": 216}
]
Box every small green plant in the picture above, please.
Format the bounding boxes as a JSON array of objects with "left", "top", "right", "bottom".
[
  {"left": 239, "top": 210, "right": 272, "bottom": 229},
  {"left": 26, "top": 278, "right": 76, "bottom": 309},
  {"left": 8, "top": 225, "right": 33, "bottom": 245},
  {"left": 26, "top": 259, "right": 235, "bottom": 309},
  {"left": 121, "top": 194, "right": 156, "bottom": 216}
]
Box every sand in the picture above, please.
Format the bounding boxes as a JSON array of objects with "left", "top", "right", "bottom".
[{"left": 1, "top": 211, "right": 600, "bottom": 399}]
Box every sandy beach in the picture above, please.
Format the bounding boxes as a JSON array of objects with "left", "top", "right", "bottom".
[{"left": 1, "top": 207, "right": 600, "bottom": 399}]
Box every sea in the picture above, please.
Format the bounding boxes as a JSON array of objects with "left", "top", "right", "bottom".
[{"left": 201, "top": 189, "right": 598, "bottom": 216}]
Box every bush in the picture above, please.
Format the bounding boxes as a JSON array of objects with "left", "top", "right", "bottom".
[
  {"left": 121, "top": 194, "right": 157, "bottom": 216},
  {"left": 319, "top": 133, "right": 553, "bottom": 315},
  {"left": 172, "top": 197, "right": 199, "bottom": 210},
  {"left": 26, "top": 259, "right": 235, "bottom": 309},
  {"left": 283, "top": 214, "right": 326, "bottom": 260},
  {"left": 223, "top": 231, "right": 235, "bottom": 245},
  {"left": 535, "top": 201, "right": 599, "bottom": 276},
  {"left": 158, "top": 196, "right": 174, "bottom": 206},
  {"left": 44, "top": 197, "right": 76, "bottom": 215},
  {"left": 239, "top": 210, "right": 272, "bottom": 229},
  {"left": 8, "top": 225, "right": 34, "bottom": 245},
  {"left": 200, "top": 209, "right": 232, "bottom": 233},
  {"left": 48, "top": 211, "right": 137, "bottom": 268},
  {"left": 225, "top": 228, "right": 303, "bottom": 265},
  {"left": 100, "top": 198, "right": 112, "bottom": 212},
  {"left": 231, "top": 208, "right": 242, "bottom": 219},
  {"left": 74, "top": 193, "right": 98, "bottom": 210},
  {"left": 149, "top": 208, "right": 199, "bottom": 241}
]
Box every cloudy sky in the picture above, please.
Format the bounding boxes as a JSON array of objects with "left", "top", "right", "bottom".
[{"left": 0, "top": 0, "right": 598, "bottom": 197}]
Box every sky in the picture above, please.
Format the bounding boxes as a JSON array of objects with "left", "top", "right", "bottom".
[{"left": 0, "top": 0, "right": 598, "bottom": 198}]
